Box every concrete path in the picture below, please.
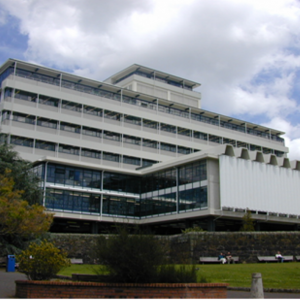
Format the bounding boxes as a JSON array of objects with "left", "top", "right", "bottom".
[
  {"left": 227, "top": 290, "right": 300, "bottom": 298},
  {"left": 0, "top": 268, "right": 26, "bottom": 299}
]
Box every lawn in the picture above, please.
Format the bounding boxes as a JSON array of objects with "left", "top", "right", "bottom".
[
  {"left": 196, "top": 263, "right": 300, "bottom": 289},
  {"left": 57, "top": 263, "right": 300, "bottom": 289}
]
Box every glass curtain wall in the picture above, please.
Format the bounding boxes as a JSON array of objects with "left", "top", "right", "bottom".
[
  {"left": 140, "top": 160, "right": 207, "bottom": 217},
  {"left": 178, "top": 161, "right": 207, "bottom": 211},
  {"left": 39, "top": 160, "right": 207, "bottom": 218}
]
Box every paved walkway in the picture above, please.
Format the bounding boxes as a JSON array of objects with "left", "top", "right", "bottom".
[
  {"left": 0, "top": 268, "right": 27, "bottom": 298},
  {"left": 227, "top": 290, "right": 300, "bottom": 298},
  {"left": 1, "top": 267, "right": 300, "bottom": 299}
]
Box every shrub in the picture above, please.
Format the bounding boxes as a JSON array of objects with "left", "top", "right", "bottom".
[
  {"left": 16, "top": 240, "right": 70, "bottom": 280},
  {"left": 181, "top": 226, "right": 205, "bottom": 233},
  {"left": 96, "top": 226, "right": 166, "bottom": 283},
  {"left": 157, "top": 265, "right": 197, "bottom": 283},
  {"left": 95, "top": 226, "right": 199, "bottom": 283}
]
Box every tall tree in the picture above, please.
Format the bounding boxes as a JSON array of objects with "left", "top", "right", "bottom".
[
  {"left": 0, "top": 144, "right": 42, "bottom": 205},
  {"left": 240, "top": 208, "right": 255, "bottom": 232}
]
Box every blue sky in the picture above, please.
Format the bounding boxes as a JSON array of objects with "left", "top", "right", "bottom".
[{"left": 1, "top": 0, "right": 300, "bottom": 160}]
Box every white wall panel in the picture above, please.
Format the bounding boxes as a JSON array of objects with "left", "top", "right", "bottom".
[{"left": 220, "top": 155, "right": 300, "bottom": 215}]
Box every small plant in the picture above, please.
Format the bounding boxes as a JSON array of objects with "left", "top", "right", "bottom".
[
  {"left": 16, "top": 240, "right": 70, "bottom": 280},
  {"left": 181, "top": 226, "right": 205, "bottom": 233}
]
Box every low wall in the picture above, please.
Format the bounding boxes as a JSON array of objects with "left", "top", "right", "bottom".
[{"left": 15, "top": 280, "right": 228, "bottom": 299}]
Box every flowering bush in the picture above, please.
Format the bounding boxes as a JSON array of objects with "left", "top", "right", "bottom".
[{"left": 16, "top": 240, "right": 70, "bottom": 280}]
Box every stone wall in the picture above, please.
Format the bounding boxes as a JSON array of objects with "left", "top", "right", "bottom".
[{"left": 50, "top": 232, "right": 300, "bottom": 264}]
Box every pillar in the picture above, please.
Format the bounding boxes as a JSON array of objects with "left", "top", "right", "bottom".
[{"left": 250, "top": 273, "right": 264, "bottom": 298}]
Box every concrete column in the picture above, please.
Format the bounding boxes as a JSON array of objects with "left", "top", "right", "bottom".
[{"left": 250, "top": 273, "right": 264, "bottom": 298}]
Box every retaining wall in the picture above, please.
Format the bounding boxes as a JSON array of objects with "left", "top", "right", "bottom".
[{"left": 50, "top": 232, "right": 300, "bottom": 264}]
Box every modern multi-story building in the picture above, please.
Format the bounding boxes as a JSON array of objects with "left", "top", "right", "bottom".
[{"left": 0, "top": 58, "right": 299, "bottom": 233}]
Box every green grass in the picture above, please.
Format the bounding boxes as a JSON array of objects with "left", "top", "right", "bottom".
[
  {"left": 57, "top": 263, "right": 300, "bottom": 289},
  {"left": 196, "top": 263, "right": 300, "bottom": 289},
  {"left": 58, "top": 264, "right": 101, "bottom": 276}
]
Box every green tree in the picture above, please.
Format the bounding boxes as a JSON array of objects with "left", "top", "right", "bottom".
[
  {"left": 16, "top": 240, "right": 70, "bottom": 280},
  {"left": 0, "top": 144, "right": 42, "bottom": 205},
  {"left": 240, "top": 208, "right": 255, "bottom": 231}
]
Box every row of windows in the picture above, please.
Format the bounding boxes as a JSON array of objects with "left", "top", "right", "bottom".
[
  {"left": 36, "top": 161, "right": 207, "bottom": 196},
  {"left": 0, "top": 68, "right": 284, "bottom": 144},
  {"left": 3, "top": 111, "right": 195, "bottom": 154},
  {"left": 45, "top": 186, "right": 208, "bottom": 218},
  {"left": 2, "top": 109, "right": 284, "bottom": 157},
  {"left": 5, "top": 135, "right": 156, "bottom": 167}
]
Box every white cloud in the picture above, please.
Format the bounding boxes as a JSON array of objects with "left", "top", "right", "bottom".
[{"left": 1, "top": 0, "right": 300, "bottom": 159}]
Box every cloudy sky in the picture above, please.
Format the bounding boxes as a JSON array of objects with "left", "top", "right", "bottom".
[{"left": 1, "top": 0, "right": 300, "bottom": 159}]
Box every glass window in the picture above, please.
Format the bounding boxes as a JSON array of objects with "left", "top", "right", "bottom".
[
  {"left": 161, "top": 142, "right": 176, "bottom": 152},
  {"left": 103, "top": 152, "right": 119, "bottom": 162},
  {"left": 143, "top": 119, "right": 158, "bottom": 129},
  {"left": 209, "top": 134, "right": 221, "bottom": 144},
  {"left": 123, "top": 156, "right": 140, "bottom": 166},
  {"left": 223, "top": 138, "right": 235, "bottom": 146},
  {"left": 81, "top": 148, "right": 101, "bottom": 159},
  {"left": 0, "top": 67, "right": 13, "bottom": 87},
  {"left": 60, "top": 122, "right": 81, "bottom": 134},
  {"left": 193, "top": 131, "right": 207, "bottom": 141},
  {"left": 124, "top": 115, "right": 141, "bottom": 126},
  {"left": 45, "top": 188, "right": 101, "bottom": 214},
  {"left": 160, "top": 123, "right": 176, "bottom": 134},
  {"left": 104, "top": 110, "right": 121, "bottom": 120},
  {"left": 83, "top": 105, "right": 102, "bottom": 116},
  {"left": 103, "top": 172, "right": 140, "bottom": 193},
  {"left": 103, "top": 131, "right": 121, "bottom": 141},
  {"left": 178, "top": 127, "right": 191, "bottom": 137},
  {"left": 61, "top": 100, "right": 82, "bottom": 112},
  {"left": 12, "top": 112, "right": 35, "bottom": 124},
  {"left": 39, "top": 95, "right": 59, "bottom": 107},
  {"left": 14, "top": 89, "right": 37, "bottom": 103},
  {"left": 37, "top": 118, "right": 57, "bottom": 129},
  {"left": 82, "top": 126, "right": 102, "bottom": 138},
  {"left": 123, "top": 135, "right": 141, "bottom": 145},
  {"left": 178, "top": 146, "right": 191, "bottom": 154},
  {"left": 10, "top": 135, "right": 33, "bottom": 147},
  {"left": 143, "top": 139, "right": 158, "bottom": 149},
  {"left": 58, "top": 144, "right": 79, "bottom": 155},
  {"left": 36, "top": 140, "right": 55, "bottom": 151}
]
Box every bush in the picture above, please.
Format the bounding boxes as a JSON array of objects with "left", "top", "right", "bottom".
[
  {"left": 157, "top": 265, "right": 197, "bottom": 283},
  {"left": 181, "top": 226, "right": 205, "bottom": 233},
  {"left": 96, "top": 226, "right": 166, "bottom": 283},
  {"left": 95, "top": 226, "right": 199, "bottom": 283},
  {"left": 16, "top": 240, "right": 70, "bottom": 280}
]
